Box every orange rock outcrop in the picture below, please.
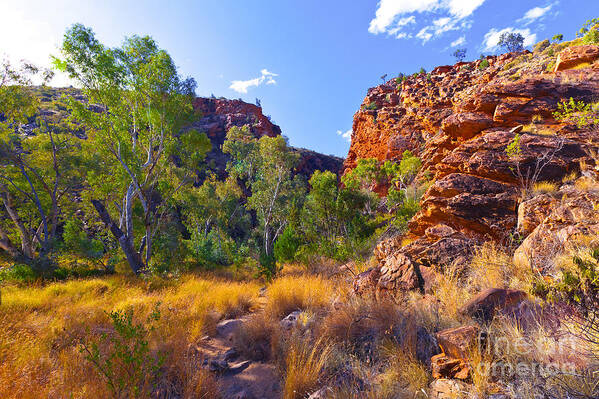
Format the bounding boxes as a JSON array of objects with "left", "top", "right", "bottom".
[{"left": 349, "top": 45, "right": 599, "bottom": 296}]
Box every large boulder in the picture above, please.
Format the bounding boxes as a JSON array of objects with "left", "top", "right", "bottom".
[
  {"left": 459, "top": 288, "right": 528, "bottom": 323},
  {"left": 429, "top": 325, "right": 480, "bottom": 381},
  {"left": 441, "top": 112, "right": 493, "bottom": 139},
  {"left": 378, "top": 252, "right": 422, "bottom": 292},
  {"left": 514, "top": 185, "right": 599, "bottom": 271},
  {"left": 429, "top": 378, "right": 470, "bottom": 399},
  {"left": 431, "top": 353, "right": 470, "bottom": 380},
  {"left": 554, "top": 45, "right": 599, "bottom": 72},
  {"left": 436, "top": 325, "right": 480, "bottom": 360},
  {"left": 517, "top": 193, "right": 559, "bottom": 236}
]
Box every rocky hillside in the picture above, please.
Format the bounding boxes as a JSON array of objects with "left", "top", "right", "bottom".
[
  {"left": 349, "top": 43, "right": 599, "bottom": 296},
  {"left": 191, "top": 97, "right": 343, "bottom": 179}
]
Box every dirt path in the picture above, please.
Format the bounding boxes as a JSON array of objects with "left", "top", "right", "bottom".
[{"left": 195, "top": 314, "right": 281, "bottom": 399}]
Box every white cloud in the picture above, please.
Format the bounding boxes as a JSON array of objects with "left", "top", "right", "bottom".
[
  {"left": 368, "top": 0, "right": 438, "bottom": 34},
  {"left": 416, "top": 27, "right": 433, "bottom": 43},
  {"left": 451, "top": 35, "right": 466, "bottom": 47},
  {"left": 337, "top": 129, "right": 352, "bottom": 142},
  {"left": 230, "top": 69, "right": 278, "bottom": 94},
  {"left": 483, "top": 27, "right": 537, "bottom": 52},
  {"left": 520, "top": 4, "right": 552, "bottom": 24},
  {"left": 447, "top": 0, "right": 486, "bottom": 18},
  {"left": 388, "top": 16, "right": 417, "bottom": 36},
  {"left": 368, "top": 0, "right": 486, "bottom": 43}
]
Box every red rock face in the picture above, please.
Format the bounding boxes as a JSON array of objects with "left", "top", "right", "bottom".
[
  {"left": 554, "top": 45, "right": 599, "bottom": 72},
  {"left": 193, "top": 97, "right": 281, "bottom": 142},
  {"left": 348, "top": 46, "right": 599, "bottom": 296},
  {"left": 191, "top": 97, "right": 342, "bottom": 179}
]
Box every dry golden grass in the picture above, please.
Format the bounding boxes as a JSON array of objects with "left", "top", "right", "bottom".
[
  {"left": 377, "top": 340, "right": 431, "bottom": 398},
  {"left": 521, "top": 120, "right": 555, "bottom": 136},
  {"left": 318, "top": 296, "right": 406, "bottom": 349},
  {"left": 431, "top": 268, "right": 471, "bottom": 320},
  {"left": 575, "top": 176, "right": 599, "bottom": 192},
  {"left": 264, "top": 275, "right": 336, "bottom": 319},
  {"left": 233, "top": 311, "right": 279, "bottom": 361},
  {"left": 533, "top": 181, "right": 559, "bottom": 194},
  {"left": 467, "top": 242, "right": 532, "bottom": 292},
  {"left": 282, "top": 336, "right": 333, "bottom": 399},
  {"left": 0, "top": 274, "right": 260, "bottom": 398},
  {"left": 468, "top": 340, "right": 494, "bottom": 396},
  {"left": 562, "top": 171, "right": 579, "bottom": 183}
]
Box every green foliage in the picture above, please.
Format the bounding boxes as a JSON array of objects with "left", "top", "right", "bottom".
[
  {"left": 342, "top": 158, "right": 380, "bottom": 190},
  {"left": 505, "top": 133, "right": 522, "bottom": 159},
  {"left": 54, "top": 24, "right": 210, "bottom": 274},
  {"left": 80, "top": 303, "right": 164, "bottom": 398},
  {"left": 177, "top": 173, "right": 249, "bottom": 269},
  {"left": 577, "top": 18, "right": 599, "bottom": 44},
  {"left": 257, "top": 252, "right": 280, "bottom": 282},
  {"left": 247, "top": 136, "right": 304, "bottom": 257},
  {"left": 553, "top": 97, "right": 599, "bottom": 128},
  {"left": 498, "top": 32, "right": 525, "bottom": 52},
  {"left": 299, "top": 170, "right": 372, "bottom": 261},
  {"left": 551, "top": 34, "right": 564, "bottom": 43},
  {"left": 297, "top": 151, "right": 424, "bottom": 262},
  {"left": 533, "top": 39, "right": 550, "bottom": 53},
  {"left": 222, "top": 125, "right": 304, "bottom": 274},
  {"left": 395, "top": 73, "right": 405, "bottom": 85},
  {"left": 187, "top": 229, "right": 236, "bottom": 268},
  {"left": 533, "top": 248, "right": 599, "bottom": 313},
  {"left": 0, "top": 263, "right": 36, "bottom": 283},
  {"left": 63, "top": 219, "right": 104, "bottom": 260},
  {"left": 0, "top": 59, "right": 81, "bottom": 263},
  {"left": 365, "top": 101, "right": 378, "bottom": 110},
  {"left": 452, "top": 48, "right": 467, "bottom": 62},
  {"left": 419, "top": 67, "right": 426, "bottom": 75},
  {"left": 397, "top": 151, "right": 422, "bottom": 185},
  {"left": 478, "top": 58, "right": 490, "bottom": 70},
  {"left": 274, "top": 225, "right": 301, "bottom": 263},
  {"left": 392, "top": 196, "right": 420, "bottom": 229}
]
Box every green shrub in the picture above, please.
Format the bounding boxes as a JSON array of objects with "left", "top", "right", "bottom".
[
  {"left": 578, "top": 18, "right": 599, "bottom": 44},
  {"left": 63, "top": 219, "right": 105, "bottom": 256},
  {"left": 533, "top": 39, "right": 550, "bottom": 53},
  {"left": 365, "top": 101, "right": 378, "bottom": 110},
  {"left": 478, "top": 59, "right": 490, "bottom": 70},
  {"left": 0, "top": 263, "right": 37, "bottom": 283},
  {"left": 553, "top": 97, "right": 599, "bottom": 128},
  {"left": 583, "top": 29, "right": 599, "bottom": 44},
  {"left": 186, "top": 229, "right": 236, "bottom": 268},
  {"left": 80, "top": 303, "right": 164, "bottom": 398},
  {"left": 256, "top": 252, "right": 280, "bottom": 281},
  {"left": 274, "top": 226, "right": 301, "bottom": 263}
]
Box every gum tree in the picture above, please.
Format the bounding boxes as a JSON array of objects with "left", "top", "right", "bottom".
[
  {"left": 223, "top": 126, "right": 304, "bottom": 258},
  {"left": 452, "top": 48, "right": 467, "bottom": 62},
  {"left": 498, "top": 32, "right": 525, "bottom": 52},
  {"left": 0, "top": 59, "right": 81, "bottom": 264},
  {"left": 54, "top": 24, "right": 210, "bottom": 274}
]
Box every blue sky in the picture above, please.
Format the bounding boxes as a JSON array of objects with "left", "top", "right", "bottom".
[{"left": 1, "top": 1, "right": 598, "bottom": 157}]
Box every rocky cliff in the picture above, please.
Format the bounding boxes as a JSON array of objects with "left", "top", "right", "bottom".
[
  {"left": 191, "top": 97, "right": 343, "bottom": 179},
  {"left": 349, "top": 44, "right": 599, "bottom": 295}
]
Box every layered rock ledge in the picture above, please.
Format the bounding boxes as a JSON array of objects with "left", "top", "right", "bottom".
[{"left": 348, "top": 45, "right": 599, "bottom": 296}]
